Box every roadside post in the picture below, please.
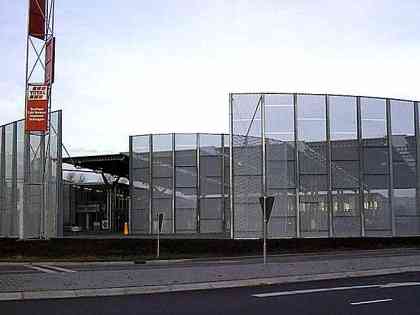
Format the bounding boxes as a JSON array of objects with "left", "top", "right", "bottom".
[
  {"left": 259, "top": 196, "right": 275, "bottom": 264},
  {"left": 157, "top": 213, "right": 164, "bottom": 258}
]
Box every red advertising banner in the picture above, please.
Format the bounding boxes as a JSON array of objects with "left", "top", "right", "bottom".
[
  {"left": 25, "top": 84, "right": 49, "bottom": 132},
  {"left": 28, "top": 0, "right": 46, "bottom": 40},
  {"left": 45, "top": 37, "right": 55, "bottom": 85}
]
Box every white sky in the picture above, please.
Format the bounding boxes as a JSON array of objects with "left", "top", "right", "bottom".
[{"left": 2, "top": 0, "right": 420, "bottom": 156}]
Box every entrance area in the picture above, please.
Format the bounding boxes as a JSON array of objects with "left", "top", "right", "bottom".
[{"left": 62, "top": 154, "right": 129, "bottom": 235}]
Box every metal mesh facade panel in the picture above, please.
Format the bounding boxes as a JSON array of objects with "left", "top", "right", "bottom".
[
  {"left": 130, "top": 135, "right": 150, "bottom": 233},
  {"left": 45, "top": 111, "right": 61, "bottom": 238},
  {"left": 232, "top": 139, "right": 263, "bottom": 238},
  {"left": 128, "top": 93, "right": 420, "bottom": 239},
  {"left": 223, "top": 134, "right": 230, "bottom": 233},
  {"left": 232, "top": 93, "right": 263, "bottom": 238},
  {"left": 360, "top": 97, "right": 392, "bottom": 236},
  {"left": 230, "top": 93, "right": 420, "bottom": 239},
  {"left": 129, "top": 133, "right": 228, "bottom": 236},
  {"left": 152, "top": 134, "right": 173, "bottom": 233},
  {"left": 200, "top": 134, "right": 224, "bottom": 233},
  {"left": 265, "top": 94, "right": 296, "bottom": 237},
  {"left": 0, "top": 111, "right": 62, "bottom": 239},
  {"left": 391, "top": 100, "right": 418, "bottom": 235},
  {"left": 174, "top": 134, "right": 197, "bottom": 233}
]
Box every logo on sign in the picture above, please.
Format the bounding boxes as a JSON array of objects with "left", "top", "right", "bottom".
[{"left": 25, "top": 84, "right": 49, "bottom": 132}]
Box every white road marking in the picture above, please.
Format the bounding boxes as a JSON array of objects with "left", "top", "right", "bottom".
[
  {"left": 253, "top": 281, "right": 420, "bottom": 298},
  {"left": 40, "top": 265, "right": 76, "bottom": 273},
  {"left": 24, "top": 264, "right": 58, "bottom": 274},
  {"left": 252, "top": 284, "right": 380, "bottom": 298},
  {"left": 350, "top": 299, "right": 393, "bottom": 305},
  {"left": 380, "top": 282, "right": 420, "bottom": 288}
]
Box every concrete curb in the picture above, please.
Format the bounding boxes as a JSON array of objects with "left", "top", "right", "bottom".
[
  {"left": 145, "top": 259, "right": 193, "bottom": 264},
  {"left": 1, "top": 248, "right": 419, "bottom": 267},
  {"left": 2, "top": 265, "right": 420, "bottom": 301},
  {"left": 0, "top": 261, "right": 136, "bottom": 267}
]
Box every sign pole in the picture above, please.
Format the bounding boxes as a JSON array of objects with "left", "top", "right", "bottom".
[
  {"left": 156, "top": 213, "right": 164, "bottom": 259},
  {"left": 157, "top": 222, "right": 160, "bottom": 258},
  {"left": 259, "top": 196, "right": 274, "bottom": 265},
  {"left": 263, "top": 196, "right": 267, "bottom": 265}
]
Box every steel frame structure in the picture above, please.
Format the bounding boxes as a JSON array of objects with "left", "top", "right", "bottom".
[{"left": 23, "top": 0, "right": 56, "bottom": 239}]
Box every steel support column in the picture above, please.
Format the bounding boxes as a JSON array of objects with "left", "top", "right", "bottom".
[
  {"left": 0, "top": 127, "right": 5, "bottom": 237},
  {"left": 386, "top": 99, "right": 395, "bottom": 236},
  {"left": 56, "top": 111, "right": 63, "bottom": 237},
  {"left": 326, "top": 95, "right": 333, "bottom": 237},
  {"left": 415, "top": 102, "right": 420, "bottom": 224},
  {"left": 12, "top": 123, "right": 19, "bottom": 238},
  {"left": 229, "top": 94, "right": 235, "bottom": 239},
  {"left": 221, "top": 133, "right": 226, "bottom": 233},
  {"left": 172, "top": 133, "right": 176, "bottom": 234},
  {"left": 357, "top": 97, "right": 365, "bottom": 237},
  {"left": 294, "top": 93, "right": 300, "bottom": 238},
  {"left": 196, "top": 133, "right": 201, "bottom": 233},
  {"left": 149, "top": 134, "right": 153, "bottom": 234},
  {"left": 128, "top": 136, "right": 133, "bottom": 233}
]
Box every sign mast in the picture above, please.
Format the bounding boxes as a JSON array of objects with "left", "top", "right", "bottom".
[{"left": 22, "top": 0, "right": 56, "bottom": 239}]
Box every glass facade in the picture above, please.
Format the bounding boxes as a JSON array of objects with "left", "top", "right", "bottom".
[
  {"left": 0, "top": 111, "right": 62, "bottom": 239},
  {"left": 130, "top": 133, "right": 229, "bottom": 235},
  {"left": 231, "top": 93, "right": 420, "bottom": 238}
]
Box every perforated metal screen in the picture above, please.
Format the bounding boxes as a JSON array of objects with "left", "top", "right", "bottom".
[
  {"left": 231, "top": 93, "right": 420, "bottom": 238},
  {"left": 130, "top": 133, "right": 229, "bottom": 236},
  {"left": 0, "top": 111, "right": 62, "bottom": 239}
]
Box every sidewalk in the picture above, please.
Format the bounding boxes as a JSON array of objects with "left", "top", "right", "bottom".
[{"left": 2, "top": 249, "right": 420, "bottom": 300}]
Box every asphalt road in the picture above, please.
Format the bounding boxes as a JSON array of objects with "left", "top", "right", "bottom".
[{"left": 2, "top": 272, "right": 420, "bottom": 315}]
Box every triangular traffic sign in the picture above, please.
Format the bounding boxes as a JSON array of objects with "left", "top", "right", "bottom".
[
  {"left": 158, "top": 213, "right": 164, "bottom": 232},
  {"left": 259, "top": 196, "right": 275, "bottom": 223}
]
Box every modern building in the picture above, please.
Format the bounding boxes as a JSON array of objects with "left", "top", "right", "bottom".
[
  {"left": 1, "top": 93, "right": 420, "bottom": 239},
  {"left": 129, "top": 93, "right": 420, "bottom": 239}
]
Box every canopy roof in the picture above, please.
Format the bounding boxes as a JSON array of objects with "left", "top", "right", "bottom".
[{"left": 63, "top": 153, "right": 129, "bottom": 178}]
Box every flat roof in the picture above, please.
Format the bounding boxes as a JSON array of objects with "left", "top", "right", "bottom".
[{"left": 63, "top": 153, "right": 129, "bottom": 178}]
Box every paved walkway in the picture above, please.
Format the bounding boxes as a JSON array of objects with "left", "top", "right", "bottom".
[{"left": 2, "top": 249, "right": 420, "bottom": 300}]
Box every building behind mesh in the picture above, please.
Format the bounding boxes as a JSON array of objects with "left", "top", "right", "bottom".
[{"left": 130, "top": 93, "right": 420, "bottom": 239}]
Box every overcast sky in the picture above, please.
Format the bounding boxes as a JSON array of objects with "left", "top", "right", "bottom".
[{"left": 1, "top": 0, "right": 420, "bottom": 156}]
